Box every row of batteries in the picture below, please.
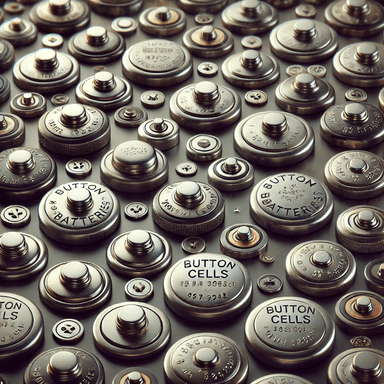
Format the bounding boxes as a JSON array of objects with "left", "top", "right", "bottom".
[{"left": 2, "top": 0, "right": 384, "bottom": 383}]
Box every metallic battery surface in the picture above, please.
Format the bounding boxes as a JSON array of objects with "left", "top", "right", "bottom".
[
  {"left": 251, "top": 375, "right": 313, "bottom": 384},
  {"left": 107, "top": 229, "right": 172, "bottom": 277},
  {"left": 0, "top": 231, "right": 48, "bottom": 281},
  {"left": 365, "top": 259, "right": 384, "bottom": 295},
  {"left": 38, "top": 181, "right": 120, "bottom": 245},
  {"left": 176, "top": 0, "right": 227, "bottom": 14},
  {"left": 245, "top": 297, "right": 336, "bottom": 368},
  {"left": 336, "top": 205, "right": 384, "bottom": 253},
  {"left": 285, "top": 240, "right": 356, "bottom": 297},
  {"left": 269, "top": 19, "right": 338, "bottom": 63},
  {"left": 333, "top": 42, "right": 384, "bottom": 87},
  {"left": 170, "top": 81, "right": 241, "bottom": 130},
  {"left": 93, "top": 302, "right": 171, "bottom": 360},
  {"left": 0, "top": 147, "right": 56, "bottom": 201},
  {"left": 152, "top": 181, "right": 225, "bottom": 236},
  {"left": 249, "top": 173, "right": 334, "bottom": 235},
  {"left": 324, "top": 150, "right": 384, "bottom": 199},
  {"left": 233, "top": 111, "right": 314, "bottom": 166},
  {"left": 320, "top": 103, "right": 384, "bottom": 149},
  {"left": 23, "top": 347, "right": 104, "bottom": 384},
  {"left": 112, "top": 368, "right": 159, "bottom": 384},
  {"left": 335, "top": 290, "right": 384, "bottom": 335},
  {"left": 0, "top": 292, "right": 44, "bottom": 364},
  {"left": 163, "top": 253, "right": 252, "bottom": 323},
  {"left": 85, "top": 0, "right": 143, "bottom": 16},
  {"left": 100, "top": 140, "right": 168, "bottom": 193},
  {"left": 221, "top": 0, "right": 279, "bottom": 34},
  {"left": 327, "top": 348, "right": 384, "bottom": 384},
  {"left": 0, "top": 113, "right": 24, "bottom": 151},
  {"left": 122, "top": 39, "right": 193, "bottom": 87},
  {"left": 164, "top": 333, "right": 248, "bottom": 384},
  {"left": 39, "top": 260, "right": 112, "bottom": 312}
]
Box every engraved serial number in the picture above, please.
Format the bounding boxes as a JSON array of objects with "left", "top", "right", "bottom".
[
  {"left": 180, "top": 280, "right": 236, "bottom": 287},
  {"left": 273, "top": 326, "right": 307, "bottom": 332}
]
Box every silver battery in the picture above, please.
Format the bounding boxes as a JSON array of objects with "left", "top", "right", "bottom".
[{"left": 365, "top": 259, "right": 384, "bottom": 296}]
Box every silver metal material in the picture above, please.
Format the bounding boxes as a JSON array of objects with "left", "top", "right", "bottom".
[
  {"left": 259, "top": 253, "right": 275, "bottom": 264},
  {"left": 333, "top": 42, "right": 384, "bottom": 87},
  {"left": 175, "top": 161, "right": 198, "bottom": 176},
  {"left": 125, "top": 278, "right": 154, "bottom": 301},
  {"left": 65, "top": 158, "right": 92, "bottom": 178},
  {"left": 208, "top": 157, "right": 255, "bottom": 191},
  {"left": 245, "top": 296, "right": 335, "bottom": 368},
  {"left": 286, "top": 240, "right": 356, "bottom": 297},
  {"left": 251, "top": 375, "right": 313, "bottom": 384},
  {"left": 138, "top": 118, "right": 180, "bottom": 151},
  {"left": 320, "top": 103, "right": 384, "bottom": 149},
  {"left": 270, "top": 19, "right": 338, "bottom": 63},
  {"left": 164, "top": 333, "right": 248, "bottom": 384},
  {"left": 42, "top": 33, "right": 63, "bottom": 48},
  {"left": 267, "top": 0, "right": 298, "bottom": 9},
  {"left": 38, "top": 181, "right": 120, "bottom": 245},
  {"left": 195, "top": 13, "right": 214, "bottom": 24},
  {"left": 335, "top": 291, "right": 384, "bottom": 335},
  {"left": 0, "top": 147, "right": 56, "bottom": 200},
  {"left": 286, "top": 64, "right": 307, "bottom": 77},
  {"left": 76, "top": 71, "right": 132, "bottom": 110},
  {"left": 275, "top": 73, "right": 335, "bottom": 114},
  {"left": 245, "top": 89, "right": 267, "bottom": 105},
  {"left": 152, "top": 181, "right": 225, "bottom": 236},
  {"left": 24, "top": 347, "right": 104, "bottom": 384},
  {"left": 113, "top": 368, "right": 158, "bottom": 384},
  {"left": 336, "top": 206, "right": 384, "bottom": 253},
  {"left": 221, "top": 0, "right": 279, "bottom": 35},
  {"left": 365, "top": 259, "right": 384, "bottom": 295},
  {"left": 38, "top": 104, "right": 110, "bottom": 155},
  {"left": 85, "top": 0, "right": 142, "bottom": 16},
  {"left": 100, "top": 140, "right": 168, "bottom": 193},
  {"left": 69, "top": 26, "right": 125, "bottom": 63},
  {"left": 93, "top": 302, "right": 171, "bottom": 360},
  {"left": 0, "top": 17, "right": 37, "bottom": 46},
  {"left": 234, "top": 111, "right": 314, "bottom": 166},
  {"left": 295, "top": 4, "right": 316, "bottom": 17},
  {"left": 183, "top": 26, "right": 234, "bottom": 58},
  {"left": 39, "top": 260, "right": 112, "bottom": 312},
  {"left": 125, "top": 202, "right": 148, "bottom": 220},
  {"left": 163, "top": 253, "right": 252, "bottom": 323},
  {"left": 4, "top": 3, "right": 24, "bottom": 13},
  {"left": 0, "top": 113, "right": 24, "bottom": 150},
  {"left": 181, "top": 236, "right": 206, "bottom": 254},
  {"left": 170, "top": 81, "right": 241, "bottom": 130},
  {"left": 139, "top": 7, "right": 186, "bottom": 36},
  {"left": 186, "top": 134, "right": 222, "bottom": 162},
  {"left": 177, "top": 0, "right": 227, "bottom": 14},
  {"left": 0, "top": 39, "right": 14, "bottom": 72},
  {"left": 10, "top": 92, "right": 46, "bottom": 118},
  {"left": 111, "top": 17, "right": 137, "bottom": 36},
  {"left": 346, "top": 88, "right": 367, "bottom": 102},
  {"left": 241, "top": 35, "right": 262, "bottom": 49},
  {"left": 52, "top": 319, "right": 84, "bottom": 343},
  {"left": 325, "top": 0, "right": 384, "bottom": 37},
  {"left": 29, "top": 0, "right": 90, "bottom": 34},
  {"left": 0, "top": 293, "right": 43, "bottom": 364},
  {"left": 222, "top": 50, "right": 280, "bottom": 88},
  {"left": 250, "top": 173, "right": 334, "bottom": 235},
  {"left": 13, "top": 49, "right": 80, "bottom": 93},
  {"left": 114, "top": 106, "right": 148, "bottom": 129},
  {"left": 307, "top": 64, "right": 326, "bottom": 77},
  {"left": 0, "top": 76, "right": 11, "bottom": 106},
  {"left": 51, "top": 93, "right": 69, "bottom": 106},
  {"left": 122, "top": 40, "right": 193, "bottom": 87},
  {"left": 350, "top": 336, "right": 372, "bottom": 348},
  {"left": 141, "top": 90, "right": 165, "bottom": 108},
  {"left": 1, "top": 205, "right": 31, "bottom": 228},
  {"left": 328, "top": 348, "right": 384, "bottom": 384},
  {"left": 197, "top": 62, "right": 218, "bottom": 77},
  {"left": 0, "top": 232, "right": 48, "bottom": 281},
  {"left": 257, "top": 274, "right": 283, "bottom": 293},
  {"left": 107, "top": 229, "right": 172, "bottom": 277},
  {"left": 324, "top": 150, "right": 384, "bottom": 199},
  {"left": 220, "top": 223, "right": 268, "bottom": 259}
]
